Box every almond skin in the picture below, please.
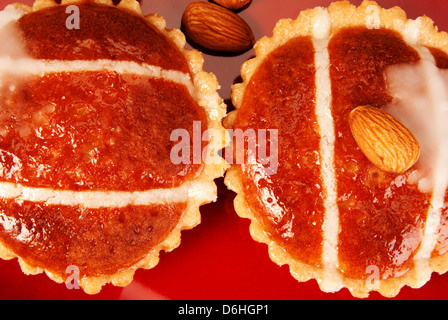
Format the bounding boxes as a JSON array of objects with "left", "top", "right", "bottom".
[
  {"left": 214, "top": 0, "right": 252, "bottom": 10},
  {"left": 182, "top": 1, "right": 255, "bottom": 53},
  {"left": 349, "top": 105, "right": 420, "bottom": 174}
]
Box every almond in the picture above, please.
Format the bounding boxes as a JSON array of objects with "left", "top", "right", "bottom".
[
  {"left": 348, "top": 105, "right": 420, "bottom": 174},
  {"left": 182, "top": 1, "right": 255, "bottom": 53},
  {"left": 213, "top": 0, "right": 252, "bottom": 10}
]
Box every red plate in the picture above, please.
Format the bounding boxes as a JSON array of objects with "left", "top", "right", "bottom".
[{"left": 0, "top": 0, "right": 447, "bottom": 300}]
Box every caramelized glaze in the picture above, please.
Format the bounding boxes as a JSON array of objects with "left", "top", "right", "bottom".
[
  {"left": 18, "top": 3, "right": 190, "bottom": 73},
  {"left": 236, "top": 27, "right": 448, "bottom": 279},
  {"left": 329, "top": 28, "right": 429, "bottom": 279},
  {"left": 0, "top": 72, "right": 206, "bottom": 191},
  {"left": 0, "top": 199, "right": 186, "bottom": 276},
  {"left": 0, "top": 3, "right": 206, "bottom": 278},
  {"left": 235, "top": 36, "right": 324, "bottom": 267}
]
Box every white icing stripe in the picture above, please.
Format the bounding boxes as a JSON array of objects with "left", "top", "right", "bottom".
[
  {"left": 0, "top": 180, "right": 216, "bottom": 209},
  {"left": 0, "top": 5, "right": 216, "bottom": 211},
  {"left": 0, "top": 6, "right": 195, "bottom": 95},
  {"left": 402, "top": 19, "right": 446, "bottom": 283},
  {"left": 0, "top": 58, "right": 194, "bottom": 95},
  {"left": 312, "top": 8, "right": 343, "bottom": 292},
  {"left": 412, "top": 61, "right": 447, "bottom": 273}
]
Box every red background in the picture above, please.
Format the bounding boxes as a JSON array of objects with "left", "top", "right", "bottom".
[{"left": 0, "top": 0, "right": 447, "bottom": 300}]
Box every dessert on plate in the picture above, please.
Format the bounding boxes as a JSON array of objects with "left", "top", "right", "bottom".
[
  {"left": 0, "top": 0, "right": 227, "bottom": 293},
  {"left": 225, "top": 0, "right": 448, "bottom": 297}
]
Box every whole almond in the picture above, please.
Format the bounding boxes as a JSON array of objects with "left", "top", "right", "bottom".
[
  {"left": 182, "top": 1, "right": 255, "bottom": 53},
  {"left": 348, "top": 105, "right": 420, "bottom": 174},
  {"left": 214, "top": 0, "right": 252, "bottom": 10}
]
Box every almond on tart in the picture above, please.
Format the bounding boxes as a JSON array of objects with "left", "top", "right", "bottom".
[{"left": 225, "top": 0, "right": 448, "bottom": 298}]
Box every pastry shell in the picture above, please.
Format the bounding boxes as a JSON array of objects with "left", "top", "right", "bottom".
[
  {"left": 225, "top": 0, "right": 448, "bottom": 298},
  {"left": 0, "top": 0, "right": 229, "bottom": 294}
]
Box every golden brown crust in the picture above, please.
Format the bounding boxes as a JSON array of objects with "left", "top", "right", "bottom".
[
  {"left": 0, "top": 0, "right": 228, "bottom": 294},
  {"left": 226, "top": 0, "right": 448, "bottom": 298}
]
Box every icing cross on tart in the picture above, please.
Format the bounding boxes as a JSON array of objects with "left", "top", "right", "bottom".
[
  {"left": 0, "top": 0, "right": 227, "bottom": 294},
  {"left": 226, "top": 0, "right": 448, "bottom": 298}
]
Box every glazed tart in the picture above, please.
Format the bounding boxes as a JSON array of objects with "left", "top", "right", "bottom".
[
  {"left": 0, "top": 0, "right": 227, "bottom": 293},
  {"left": 225, "top": 0, "right": 448, "bottom": 297}
]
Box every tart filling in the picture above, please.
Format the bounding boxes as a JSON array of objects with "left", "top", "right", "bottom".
[
  {"left": 0, "top": 0, "right": 227, "bottom": 293},
  {"left": 329, "top": 27, "right": 427, "bottom": 280},
  {"left": 226, "top": 0, "right": 448, "bottom": 297},
  {"left": 0, "top": 72, "right": 207, "bottom": 190}
]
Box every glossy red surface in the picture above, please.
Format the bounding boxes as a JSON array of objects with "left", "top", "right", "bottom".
[
  {"left": 0, "top": 199, "right": 186, "bottom": 277},
  {"left": 0, "top": 0, "right": 448, "bottom": 300},
  {"left": 18, "top": 3, "right": 190, "bottom": 73},
  {"left": 0, "top": 72, "right": 205, "bottom": 190},
  {"left": 0, "top": 72, "right": 206, "bottom": 191},
  {"left": 234, "top": 36, "right": 325, "bottom": 267},
  {"left": 329, "top": 27, "right": 429, "bottom": 279}
]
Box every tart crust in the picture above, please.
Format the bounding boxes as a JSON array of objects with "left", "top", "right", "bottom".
[
  {"left": 225, "top": 0, "right": 448, "bottom": 298},
  {"left": 0, "top": 0, "right": 228, "bottom": 294}
]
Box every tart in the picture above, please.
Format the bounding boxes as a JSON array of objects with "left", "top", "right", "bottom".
[
  {"left": 225, "top": 0, "right": 448, "bottom": 298},
  {"left": 0, "top": 0, "right": 227, "bottom": 293}
]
